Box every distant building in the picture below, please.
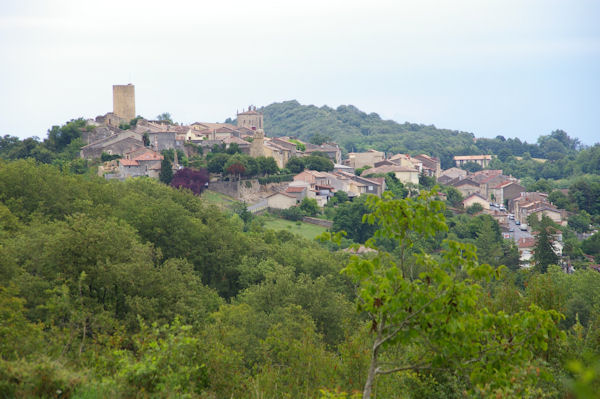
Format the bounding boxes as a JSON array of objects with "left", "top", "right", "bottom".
[
  {"left": 117, "top": 149, "right": 164, "bottom": 179},
  {"left": 462, "top": 193, "right": 490, "bottom": 210},
  {"left": 344, "top": 150, "right": 385, "bottom": 169},
  {"left": 266, "top": 192, "right": 298, "bottom": 209},
  {"left": 439, "top": 167, "right": 467, "bottom": 181},
  {"left": 113, "top": 84, "right": 136, "bottom": 121},
  {"left": 80, "top": 130, "right": 143, "bottom": 159},
  {"left": 489, "top": 181, "right": 525, "bottom": 205},
  {"left": 413, "top": 154, "right": 442, "bottom": 178},
  {"left": 450, "top": 177, "right": 481, "bottom": 198},
  {"left": 237, "top": 106, "right": 263, "bottom": 130},
  {"left": 363, "top": 164, "right": 419, "bottom": 185},
  {"left": 453, "top": 155, "right": 493, "bottom": 168}
]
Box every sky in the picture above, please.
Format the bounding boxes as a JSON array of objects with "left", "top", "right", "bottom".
[{"left": 1, "top": 0, "right": 599, "bottom": 144}]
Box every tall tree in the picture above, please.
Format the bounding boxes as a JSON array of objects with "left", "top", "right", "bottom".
[
  {"left": 337, "top": 190, "right": 563, "bottom": 398},
  {"left": 159, "top": 158, "right": 173, "bottom": 184},
  {"left": 533, "top": 215, "right": 559, "bottom": 273}
]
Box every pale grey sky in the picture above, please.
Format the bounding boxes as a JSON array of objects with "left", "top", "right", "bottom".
[{"left": 1, "top": 0, "right": 599, "bottom": 144}]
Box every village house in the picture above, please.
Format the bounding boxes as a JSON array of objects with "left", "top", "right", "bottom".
[
  {"left": 462, "top": 193, "right": 490, "bottom": 210},
  {"left": 449, "top": 177, "right": 482, "bottom": 198},
  {"left": 413, "top": 154, "right": 442, "bottom": 178},
  {"left": 387, "top": 153, "right": 423, "bottom": 173},
  {"left": 489, "top": 181, "right": 526, "bottom": 205},
  {"left": 508, "top": 192, "right": 566, "bottom": 225},
  {"left": 363, "top": 164, "right": 420, "bottom": 185},
  {"left": 438, "top": 167, "right": 467, "bottom": 184},
  {"left": 80, "top": 130, "right": 144, "bottom": 159},
  {"left": 343, "top": 149, "right": 385, "bottom": 169},
  {"left": 518, "top": 237, "right": 536, "bottom": 268},
  {"left": 529, "top": 206, "right": 564, "bottom": 226},
  {"left": 117, "top": 149, "right": 164, "bottom": 179},
  {"left": 266, "top": 191, "right": 298, "bottom": 209},
  {"left": 284, "top": 185, "right": 308, "bottom": 202},
  {"left": 336, "top": 171, "right": 385, "bottom": 197},
  {"left": 304, "top": 142, "right": 342, "bottom": 164},
  {"left": 453, "top": 155, "right": 493, "bottom": 168}
]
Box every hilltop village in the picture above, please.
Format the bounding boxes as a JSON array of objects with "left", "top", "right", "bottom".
[
  {"left": 2, "top": 85, "right": 600, "bottom": 399},
  {"left": 77, "top": 84, "right": 580, "bottom": 270}
]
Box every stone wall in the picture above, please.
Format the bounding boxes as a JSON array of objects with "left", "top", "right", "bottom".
[
  {"left": 208, "top": 180, "right": 241, "bottom": 199},
  {"left": 302, "top": 217, "right": 333, "bottom": 228}
]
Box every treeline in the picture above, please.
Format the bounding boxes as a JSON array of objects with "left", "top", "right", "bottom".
[{"left": 0, "top": 119, "right": 91, "bottom": 173}]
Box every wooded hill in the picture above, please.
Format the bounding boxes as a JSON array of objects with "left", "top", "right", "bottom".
[
  {"left": 261, "top": 100, "right": 475, "bottom": 168},
  {"left": 258, "top": 100, "right": 598, "bottom": 173}
]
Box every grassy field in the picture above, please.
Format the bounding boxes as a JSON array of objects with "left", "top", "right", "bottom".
[
  {"left": 262, "top": 217, "right": 328, "bottom": 240},
  {"left": 200, "top": 190, "right": 237, "bottom": 210}
]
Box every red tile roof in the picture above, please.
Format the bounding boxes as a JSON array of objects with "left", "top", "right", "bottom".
[
  {"left": 120, "top": 159, "right": 139, "bottom": 166},
  {"left": 518, "top": 237, "right": 536, "bottom": 248},
  {"left": 133, "top": 151, "right": 163, "bottom": 161}
]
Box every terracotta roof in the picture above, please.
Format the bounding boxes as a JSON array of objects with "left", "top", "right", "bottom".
[
  {"left": 120, "top": 159, "right": 139, "bottom": 166},
  {"left": 315, "top": 184, "right": 334, "bottom": 190},
  {"left": 133, "top": 151, "right": 163, "bottom": 161},
  {"left": 494, "top": 180, "right": 514, "bottom": 189},
  {"left": 518, "top": 237, "right": 536, "bottom": 249}
]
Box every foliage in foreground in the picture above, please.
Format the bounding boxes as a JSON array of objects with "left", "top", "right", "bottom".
[
  {"left": 0, "top": 160, "right": 599, "bottom": 398},
  {"left": 336, "top": 190, "right": 564, "bottom": 397}
]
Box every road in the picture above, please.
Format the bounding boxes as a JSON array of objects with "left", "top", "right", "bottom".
[{"left": 489, "top": 203, "right": 532, "bottom": 243}]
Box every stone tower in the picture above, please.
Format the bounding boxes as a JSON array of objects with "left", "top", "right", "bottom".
[
  {"left": 250, "top": 127, "right": 265, "bottom": 157},
  {"left": 237, "top": 105, "right": 263, "bottom": 130},
  {"left": 113, "top": 84, "right": 136, "bottom": 121}
]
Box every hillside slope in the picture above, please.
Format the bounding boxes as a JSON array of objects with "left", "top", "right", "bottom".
[{"left": 260, "top": 100, "right": 478, "bottom": 167}]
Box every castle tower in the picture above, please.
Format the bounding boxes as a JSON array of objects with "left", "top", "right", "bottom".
[
  {"left": 113, "top": 84, "right": 136, "bottom": 121},
  {"left": 237, "top": 105, "right": 263, "bottom": 130},
  {"left": 250, "top": 127, "right": 265, "bottom": 157}
]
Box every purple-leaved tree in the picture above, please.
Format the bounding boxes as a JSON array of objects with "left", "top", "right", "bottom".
[{"left": 170, "top": 168, "right": 209, "bottom": 195}]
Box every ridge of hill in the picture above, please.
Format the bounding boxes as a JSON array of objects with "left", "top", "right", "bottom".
[{"left": 260, "top": 100, "right": 477, "bottom": 167}]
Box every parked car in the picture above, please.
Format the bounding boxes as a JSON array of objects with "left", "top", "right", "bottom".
[
  {"left": 509, "top": 228, "right": 514, "bottom": 232},
  {"left": 515, "top": 220, "right": 521, "bottom": 225}
]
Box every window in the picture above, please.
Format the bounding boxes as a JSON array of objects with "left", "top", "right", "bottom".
[{"left": 368, "top": 186, "right": 374, "bottom": 191}]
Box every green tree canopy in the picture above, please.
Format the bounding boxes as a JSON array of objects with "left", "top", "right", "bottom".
[{"left": 337, "top": 190, "right": 564, "bottom": 398}]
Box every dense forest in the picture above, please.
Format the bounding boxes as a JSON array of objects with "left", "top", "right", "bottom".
[{"left": 1, "top": 159, "right": 599, "bottom": 398}]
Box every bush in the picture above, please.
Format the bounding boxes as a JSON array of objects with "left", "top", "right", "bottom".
[
  {"left": 281, "top": 206, "right": 305, "bottom": 221},
  {"left": 0, "top": 358, "right": 83, "bottom": 399},
  {"left": 300, "top": 197, "right": 320, "bottom": 216},
  {"left": 100, "top": 152, "right": 121, "bottom": 162},
  {"left": 466, "top": 202, "right": 484, "bottom": 215}
]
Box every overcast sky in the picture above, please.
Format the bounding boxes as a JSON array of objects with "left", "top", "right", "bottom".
[{"left": 1, "top": 0, "right": 598, "bottom": 144}]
